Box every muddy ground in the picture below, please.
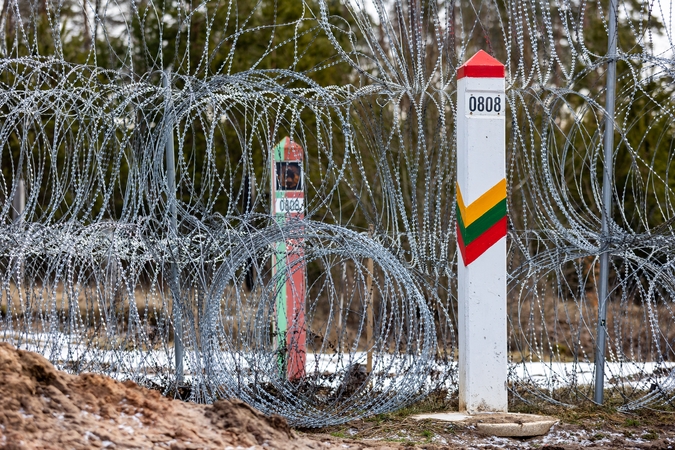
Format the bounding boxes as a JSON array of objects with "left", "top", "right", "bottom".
[
  {"left": 307, "top": 400, "right": 675, "bottom": 449},
  {"left": 1, "top": 343, "right": 675, "bottom": 450}
]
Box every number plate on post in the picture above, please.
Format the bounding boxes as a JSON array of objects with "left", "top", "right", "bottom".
[
  {"left": 466, "top": 92, "right": 505, "bottom": 116},
  {"left": 275, "top": 197, "right": 304, "bottom": 213}
]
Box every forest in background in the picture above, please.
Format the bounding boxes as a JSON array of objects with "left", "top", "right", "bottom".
[{"left": 0, "top": 0, "right": 671, "bottom": 233}]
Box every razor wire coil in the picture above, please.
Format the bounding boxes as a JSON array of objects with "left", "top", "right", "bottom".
[{"left": 0, "top": 0, "right": 674, "bottom": 425}]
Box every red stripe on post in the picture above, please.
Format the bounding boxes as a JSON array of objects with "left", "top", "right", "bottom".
[
  {"left": 457, "top": 216, "right": 507, "bottom": 265},
  {"left": 456, "top": 221, "right": 468, "bottom": 264},
  {"left": 286, "top": 242, "right": 306, "bottom": 381},
  {"left": 457, "top": 50, "right": 505, "bottom": 79}
]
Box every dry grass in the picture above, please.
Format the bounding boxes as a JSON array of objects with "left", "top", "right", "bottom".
[{"left": 302, "top": 391, "right": 675, "bottom": 448}]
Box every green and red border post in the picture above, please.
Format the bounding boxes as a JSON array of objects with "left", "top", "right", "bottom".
[{"left": 271, "top": 137, "right": 306, "bottom": 381}]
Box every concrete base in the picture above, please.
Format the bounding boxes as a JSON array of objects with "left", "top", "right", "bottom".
[{"left": 411, "top": 412, "right": 557, "bottom": 437}]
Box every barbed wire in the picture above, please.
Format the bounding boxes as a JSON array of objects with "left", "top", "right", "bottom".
[{"left": 0, "top": 0, "right": 674, "bottom": 426}]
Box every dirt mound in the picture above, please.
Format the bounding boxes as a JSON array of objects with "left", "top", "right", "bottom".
[{"left": 0, "top": 343, "right": 399, "bottom": 449}]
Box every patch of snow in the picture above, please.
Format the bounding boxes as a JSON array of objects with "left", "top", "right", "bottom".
[
  {"left": 18, "top": 408, "right": 33, "bottom": 419},
  {"left": 84, "top": 431, "right": 99, "bottom": 441},
  {"left": 485, "top": 436, "right": 514, "bottom": 447},
  {"left": 118, "top": 424, "right": 135, "bottom": 434}
]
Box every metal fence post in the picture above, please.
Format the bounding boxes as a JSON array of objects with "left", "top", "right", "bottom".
[
  {"left": 365, "top": 224, "right": 375, "bottom": 374},
  {"left": 12, "top": 176, "right": 24, "bottom": 223},
  {"left": 12, "top": 176, "right": 25, "bottom": 284},
  {"left": 594, "top": 0, "right": 619, "bottom": 405},
  {"left": 163, "top": 70, "right": 183, "bottom": 385}
]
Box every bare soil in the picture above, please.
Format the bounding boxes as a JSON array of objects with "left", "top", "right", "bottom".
[
  {"left": 3, "top": 342, "right": 675, "bottom": 450},
  {"left": 0, "top": 343, "right": 398, "bottom": 450}
]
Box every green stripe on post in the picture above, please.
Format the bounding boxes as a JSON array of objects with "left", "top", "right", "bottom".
[
  {"left": 456, "top": 198, "right": 507, "bottom": 246},
  {"left": 274, "top": 139, "right": 285, "bottom": 162}
]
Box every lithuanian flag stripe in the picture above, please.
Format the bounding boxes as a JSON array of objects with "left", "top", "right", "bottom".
[
  {"left": 456, "top": 217, "right": 507, "bottom": 265},
  {"left": 456, "top": 199, "right": 506, "bottom": 246},
  {"left": 456, "top": 179, "right": 506, "bottom": 226},
  {"left": 456, "top": 180, "right": 507, "bottom": 265}
]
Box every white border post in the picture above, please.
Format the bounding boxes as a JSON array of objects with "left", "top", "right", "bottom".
[{"left": 456, "top": 50, "right": 508, "bottom": 413}]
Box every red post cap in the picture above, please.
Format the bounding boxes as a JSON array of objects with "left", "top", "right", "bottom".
[
  {"left": 457, "top": 50, "right": 505, "bottom": 79},
  {"left": 283, "top": 136, "right": 304, "bottom": 160}
]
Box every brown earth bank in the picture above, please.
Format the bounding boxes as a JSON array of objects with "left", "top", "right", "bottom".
[
  {"left": 0, "top": 343, "right": 400, "bottom": 450},
  {"left": 3, "top": 342, "right": 675, "bottom": 450}
]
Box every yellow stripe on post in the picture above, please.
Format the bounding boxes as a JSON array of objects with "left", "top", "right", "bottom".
[{"left": 456, "top": 179, "right": 506, "bottom": 227}]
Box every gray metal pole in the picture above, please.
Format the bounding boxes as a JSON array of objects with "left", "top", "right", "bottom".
[
  {"left": 12, "top": 176, "right": 25, "bottom": 284},
  {"left": 164, "top": 70, "right": 183, "bottom": 384},
  {"left": 594, "top": 0, "right": 619, "bottom": 405},
  {"left": 12, "top": 177, "right": 24, "bottom": 223}
]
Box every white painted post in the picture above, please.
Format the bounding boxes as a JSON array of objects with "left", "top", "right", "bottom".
[{"left": 456, "top": 50, "right": 508, "bottom": 413}]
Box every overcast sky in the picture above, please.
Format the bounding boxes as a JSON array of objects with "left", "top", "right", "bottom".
[
  {"left": 650, "top": 0, "right": 674, "bottom": 57},
  {"left": 353, "top": 0, "right": 673, "bottom": 59}
]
